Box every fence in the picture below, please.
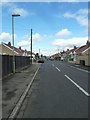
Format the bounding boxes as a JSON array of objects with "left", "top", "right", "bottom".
[{"left": 1, "top": 55, "right": 31, "bottom": 78}]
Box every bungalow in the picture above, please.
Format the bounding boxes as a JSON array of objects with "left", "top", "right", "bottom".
[
  {"left": 0, "top": 42, "right": 18, "bottom": 55},
  {"left": 60, "top": 47, "right": 77, "bottom": 62},
  {"left": 51, "top": 53, "right": 61, "bottom": 60},
  {"left": 66, "top": 46, "right": 77, "bottom": 63},
  {"left": 75, "top": 41, "right": 90, "bottom": 66},
  {"left": 0, "top": 42, "right": 35, "bottom": 57},
  {"left": 60, "top": 50, "right": 67, "bottom": 61}
]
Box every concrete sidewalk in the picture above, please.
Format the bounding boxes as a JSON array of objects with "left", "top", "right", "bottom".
[
  {"left": 2, "top": 63, "right": 40, "bottom": 119},
  {"left": 62, "top": 61, "right": 90, "bottom": 71},
  {"left": 68, "top": 62, "right": 90, "bottom": 71}
]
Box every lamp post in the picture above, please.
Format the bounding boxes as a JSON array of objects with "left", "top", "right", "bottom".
[
  {"left": 31, "top": 29, "right": 32, "bottom": 64},
  {"left": 12, "top": 14, "right": 20, "bottom": 73}
]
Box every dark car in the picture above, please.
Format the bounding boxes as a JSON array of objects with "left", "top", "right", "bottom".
[{"left": 38, "top": 58, "right": 44, "bottom": 63}]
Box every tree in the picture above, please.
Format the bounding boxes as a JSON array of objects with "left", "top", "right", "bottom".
[
  {"left": 35, "top": 53, "right": 39, "bottom": 60},
  {"left": 41, "top": 54, "right": 43, "bottom": 58}
]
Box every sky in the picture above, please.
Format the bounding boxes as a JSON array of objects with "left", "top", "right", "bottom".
[{"left": 0, "top": 1, "right": 89, "bottom": 56}]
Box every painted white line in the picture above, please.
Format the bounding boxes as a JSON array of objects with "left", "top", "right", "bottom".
[
  {"left": 70, "top": 65, "right": 90, "bottom": 73},
  {"left": 75, "top": 65, "right": 80, "bottom": 67},
  {"left": 56, "top": 67, "right": 61, "bottom": 72},
  {"left": 65, "top": 75, "right": 90, "bottom": 97},
  {"left": 8, "top": 66, "right": 40, "bottom": 119}
]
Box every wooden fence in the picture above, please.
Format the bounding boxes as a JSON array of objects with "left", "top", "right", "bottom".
[{"left": 1, "top": 55, "right": 31, "bottom": 78}]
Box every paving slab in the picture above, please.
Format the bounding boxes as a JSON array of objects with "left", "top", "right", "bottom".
[{"left": 2, "top": 63, "right": 40, "bottom": 119}]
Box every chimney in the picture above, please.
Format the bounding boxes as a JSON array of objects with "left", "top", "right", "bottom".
[
  {"left": 63, "top": 50, "right": 65, "bottom": 53},
  {"left": 74, "top": 46, "right": 77, "bottom": 49},
  {"left": 8, "top": 42, "right": 11, "bottom": 47},
  {"left": 19, "top": 46, "right": 21, "bottom": 50},
  {"left": 67, "top": 49, "right": 69, "bottom": 51},
  {"left": 86, "top": 40, "right": 90, "bottom": 45}
]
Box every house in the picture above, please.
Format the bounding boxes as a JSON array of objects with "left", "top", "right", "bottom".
[
  {"left": 75, "top": 41, "right": 90, "bottom": 66},
  {"left": 60, "top": 41, "right": 90, "bottom": 66},
  {"left": 0, "top": 42, "right": 35, "bottom": 57},
  {"left": 51, "top": 53, "right": 61, "bottom": 60},
  {"left": 0, "top": 42, "right": 18, "bottom": 55},
  {"left": 66, "top": 46, "right": 77, "bottom": 63},
  {"left": 60, "top": 50, "right": 67, "bottom": 61}
]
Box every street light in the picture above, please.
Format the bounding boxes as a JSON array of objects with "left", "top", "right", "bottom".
[
  {"left": 31, "top": 29, "right": 32, "bottom": 64},
  {"left": 12, "top": 14, "right": 20, "bottom": 73}
]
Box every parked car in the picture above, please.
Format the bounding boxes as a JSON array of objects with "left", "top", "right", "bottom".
[
  {"left": 38, "top": 58, "right": 44, "bottom": 63},
  {"left": 61, "top": 57, "right": 64, "bottom": 61}
]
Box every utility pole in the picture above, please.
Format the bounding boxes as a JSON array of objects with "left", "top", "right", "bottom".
[
  {"left": 31, "top": 29, "right": 32, "bottom": 64},
  {"left": 39, "top": 49, "right": 41, "bottom": 58},
  {"left": 39, "top": 49, "right": 40, "bottom": 55},
  {"left": 58, "top": 49, "right": 59, "bottom": 53}
]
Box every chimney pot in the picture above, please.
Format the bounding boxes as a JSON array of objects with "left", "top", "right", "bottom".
[
  {"left": 19, "top": 46, "right": 21, "bottom": 50},
  {"left": 8, "top": 42, "right": 11, "bottom": 46}
]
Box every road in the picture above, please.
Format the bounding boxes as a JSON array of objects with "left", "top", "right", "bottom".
[{"left": 17, "top": 60, "right": 89, "bottom": 118}]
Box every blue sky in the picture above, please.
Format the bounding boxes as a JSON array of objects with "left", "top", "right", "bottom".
[{"left": 0, "top": 2, "right": 89, "bottom": 55}]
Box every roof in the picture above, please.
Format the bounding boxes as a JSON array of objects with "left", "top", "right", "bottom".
[
  {"left": 60, "top": 43, "right": 90, "bottom": 55},
  {"left": 52, "top": 53, "right": 61, "bottom": 57},
  {"left": 60, "top": 48, "right": 76, "bottom": 56},
  {"left": 75, "top": 43, "right": 90, "bottom": 53},
  {"left": 4, "top": 43, "right": 24, "bottom": 55},
  {"left": 2, "top": 42, "right": 35, "bottom": 56}
]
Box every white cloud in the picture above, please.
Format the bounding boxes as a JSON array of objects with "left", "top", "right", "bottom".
[
  {"left": 56, "top": 28, "right": 71, "bottom": 38},
  {"left": 63, "top": 12, "right": 74, "bottom": 18},
  {"left": 78, "top": 9, "right": 88, "bottom": 15},
  {"left": 76, "top": 15, "right": 88, "bottom": 27},
  {"left": 41, "top": 49, "right": 57, "bottom": 56},
  {"left": 12, "top": 8, "right": 28, "bottom": 17},
  {"left": 1, "top": 2, "right": 29, "bottom": 17},
  {"left": 0, "top": 32, "right": 16, "bottom": 41},
  {"left": 52, "top": 37, "right": 88, "bottom": 51},
  {"left": 33, "top": 48, "right": 58, "bottom": 56},
  {"left": 63, "top": 9, "right": 88, "bottom": 27},
  {"left": 32, "top": 33, "right": 42, "bottom": 41},
  {"left": 17, "top": 40, "right": 30, "bottom": 47},
  {"left": 17, "top": 33, "right": 42, "bottom": 47}
]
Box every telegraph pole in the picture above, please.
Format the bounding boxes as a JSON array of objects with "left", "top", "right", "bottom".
[
  {"left": 39, "top": 49, "right": 40, "bottom": 55},
  {"left": 31, "top": 29, "right": 32, "bottom": 64}
]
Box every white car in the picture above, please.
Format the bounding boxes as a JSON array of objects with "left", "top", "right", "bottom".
[{"left": 61, "top": 57, "right": 64, "bottom": 61}]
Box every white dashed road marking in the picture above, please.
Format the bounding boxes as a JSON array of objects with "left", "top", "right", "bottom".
[
  {"left": 56, "top": 67, "right": 61, "bottom": 72},
  {"left": 65, "top": 75, "right": 90, "bottom": 97}
]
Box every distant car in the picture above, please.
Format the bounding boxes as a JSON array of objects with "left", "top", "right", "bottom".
[
  {"left": 49, "top": 57, "right": 54, "bottom": 61},
  {"left": 61, "top": 57, "right": 64, "bottom": 61},
  {"left": 38, "top": 58, "right": 44, "bottom": 63}
]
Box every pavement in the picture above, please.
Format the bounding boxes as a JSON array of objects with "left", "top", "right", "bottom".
[
  {"left": 0, "top": 80, "right": 2, "bottom": 120},
  {"left": 65, "top": 61, "right": 90, "bottom": 71},
  {"left": 2, "top": 62, "right": 40, "bottom": 119},
  {"left": 16, "top": 60, "right": 89, "bottom": 118}
]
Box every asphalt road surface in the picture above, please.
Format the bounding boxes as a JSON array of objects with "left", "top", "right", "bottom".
[{"left": 17, "top": 60, "right": 89, "bottom": 118}]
